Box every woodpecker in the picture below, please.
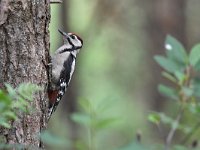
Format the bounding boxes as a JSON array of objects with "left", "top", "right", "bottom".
[{"left": 47, "top": 29, "right": 83, "bottom": 119}]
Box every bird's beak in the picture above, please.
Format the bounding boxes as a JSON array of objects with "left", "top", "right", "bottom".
[{"left": 58, "top": 29, "right": 70, "bottom": 38}]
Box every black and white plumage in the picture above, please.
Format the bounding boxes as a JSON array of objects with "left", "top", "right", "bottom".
[{"left": 47, "top": 30, "right": 83, "bottom": 119}]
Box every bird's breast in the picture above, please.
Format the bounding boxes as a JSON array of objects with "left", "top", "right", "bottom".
[{"left": 52, "top": 52, "right": 71, "bottom": 81}]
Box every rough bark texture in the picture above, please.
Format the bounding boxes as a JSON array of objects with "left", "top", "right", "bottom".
[{"left": 0, "top": 0, "right": 50, "bottom": 148}]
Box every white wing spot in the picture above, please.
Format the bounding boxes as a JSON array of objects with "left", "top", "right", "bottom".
[
  {"left": 59, "top": 90, "right": 64, "bottom": 95},
  {"left": 61, "top": 82, "right": 66, "bottom": 87},
  {"left": 56, "top": 97, "right": 61, "bottom": 102}
]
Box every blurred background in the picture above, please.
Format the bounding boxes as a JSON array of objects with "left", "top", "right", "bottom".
[{"left": 47, "top": 0, "right": 200, "bottom": 149}]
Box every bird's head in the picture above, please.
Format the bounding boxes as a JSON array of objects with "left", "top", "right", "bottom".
[{"left": 58, "top": 29, "right": 83, "bottom": 51}]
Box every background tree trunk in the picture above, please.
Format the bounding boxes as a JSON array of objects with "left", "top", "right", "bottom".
[
  {"left": 143, "top": 0, "right": 187, "bottom": 110},
  {"left": 0, "top": 0, "right": 50, "bottom": 148}
]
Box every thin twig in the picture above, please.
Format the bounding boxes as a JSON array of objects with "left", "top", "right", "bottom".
[{"left": 165, "top": 107, "right": 184, "bottom": 150}]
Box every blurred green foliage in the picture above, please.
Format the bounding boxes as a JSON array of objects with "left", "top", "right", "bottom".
[
  {"left": 49, "top": 1, "right": 200, "bottom": 150},
  {"left": 0, "top": 83, "right": 41, "bottom": 128},
  {"left": 0, "top": 83, "right": 42, "bottom": 149},
  {"left": 149, "top": 35, "right": 200, "bottom": 149},
  {"left": 49, "top": 1, "right": 148, "bottom": 149},
  {"left": 40, "top": 130, "right": 70, "bottom": 149},
  {"left": 71, "top": 98, "right": 119, "bottom": 150}
]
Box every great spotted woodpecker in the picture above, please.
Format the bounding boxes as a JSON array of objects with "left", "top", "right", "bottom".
[{"left": 47, "top": 29, "right": 83, "bottom": 119}]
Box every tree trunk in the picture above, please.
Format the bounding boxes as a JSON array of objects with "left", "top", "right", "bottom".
[
  {"left": 0, "top": 0, "right": 50, "bottom": 149},
  {"left": 143, "top": 0, "right": 187, "bottom": 110}
]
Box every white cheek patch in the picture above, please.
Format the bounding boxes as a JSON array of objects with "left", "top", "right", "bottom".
[{"left": 70, "top": 37, "right": 82, "bottom": 47}]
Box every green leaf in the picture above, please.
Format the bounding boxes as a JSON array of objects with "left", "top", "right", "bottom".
[
  {"left": 70, "top": 113, "right": 91, "bottom": 126},
  {"left": 40, "top": 131, "right": 69, "bottom": 148},
  {"left": 174, "top": 71, "right": 185, "bottom": 85},
  {"left": 78, "top": 98, "right": 91, "bottom": 113},
  {"left": 0, "top": 117, "right": 11, "bottom": 128},
  {"left": 193, "top": 60, "right": 200, "bottom": 71},
  {"left": 191, "top": 78, "right": 200, "bottom": 97},
  {"left": 0, "top": 102, "right": 7, "bottom": 112},
  {"left": 182, "top": 87, "right": 193, "bottom": 97},
  {"left": 189, "top": 44, "right": 200, "bottom": 67},
  {"left": 158, "top": 84, "right": 178, "bottom": 100},
  {"left": 0, "top": 83, "right": 42, "bottom": 129},
  {"left": 159, "top": 113, "right": 173, "bottom": 125},
  {"left": 159, "top": 113, "right": 184, "bottom": 132},
  {"left": 13, "top": 97, "right": 28, "bottom": 112},
  {"left": 154, "top": 56, "right": 181, "bottom": 73},
  {"left": 171, "top": 120, "right": 179, "bottom": 130},
  {"left": 162, "top": 72, "right": 177, "bottom": 83},
  {"left": 3, "top": 111, "right": 17, "bottom": 120},
  {"left": 95, "top": 118, "right": 118, "bottom": 129},
  {"left": 148, "top": 113, "right": 160, "bottom": 124},
  {"left": 165, "top": 35, "right": 188, "bottom": 64},
  {"left": 5, "top": 84, "right": 16, "bottom": 97},
  {"left": 96, "top": 98, "right": 117, "bottom": 113},
  {"left": 189, "top": 103, "right": 200, "bottom": 114},
  {"left": 0, "top": 90, "right": 12, "bottom": 105},
  {"left": 17, "top": 83, "right": 42, "bottom": 101}
]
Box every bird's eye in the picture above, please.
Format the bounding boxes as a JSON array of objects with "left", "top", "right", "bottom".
[{"left": 71, "top": 35, "right": 76, "bottom": 39}]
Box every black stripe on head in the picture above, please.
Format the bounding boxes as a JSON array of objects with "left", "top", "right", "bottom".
[
  {"left": 67, "top": 37, "right": 75, "bottom": 48},
  {"left": 76, "top": 36, "right": 83, "bottom": 46},
  {"left": 69, "top": 33, "right": 83, "bottom": 46}
]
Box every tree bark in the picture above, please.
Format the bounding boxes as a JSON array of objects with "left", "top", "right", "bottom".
[{"left": 0, "top": 0, "right": 50, "bottom": 149}]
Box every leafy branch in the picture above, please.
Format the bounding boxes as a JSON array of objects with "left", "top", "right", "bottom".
[
  {"left": 0, "top": 83, "right": 42, "bottom": 128},
  {"left": 148, "top": 35, "right": 200, "bottom": 149},
  {"left": 71, "top": 98, "right": 119, "bottom": 150}
]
